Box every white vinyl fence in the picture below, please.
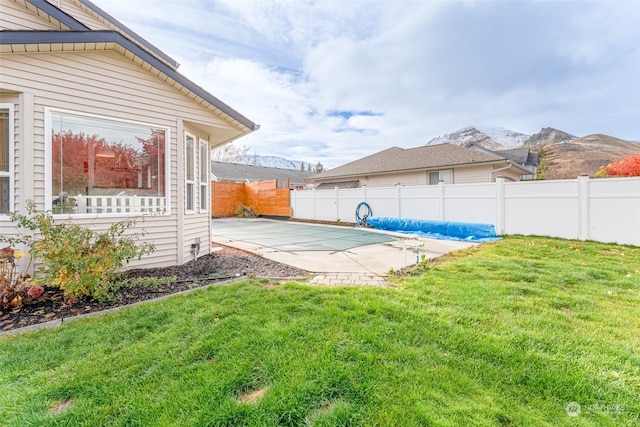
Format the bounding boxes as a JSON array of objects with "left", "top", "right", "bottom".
[{"left": 291, "top": 176, "right": 640, "bottom": 246}]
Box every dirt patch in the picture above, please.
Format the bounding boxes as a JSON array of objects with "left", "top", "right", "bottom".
[
  {"left": 0, "top": 245, "right": 308, "bottom": 333},
  {"left": 50, "top": 400, "right": 73, "bottom": 414},
  {"left": 238, "top": 387, "right": 268, "bottom": 404}
]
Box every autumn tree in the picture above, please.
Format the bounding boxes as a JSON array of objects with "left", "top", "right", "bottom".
[
  {"left": 51, "top": 128, "right": 165, "bottom": 197},
  {"left": 596, "top": 153, "right": 640, "bottom": 177},
  {"left": 212, "top": 143, "right": 255, "bottom": 163},
  {"left": 533, "top": 143, "right": 559, "bottom": 180}
]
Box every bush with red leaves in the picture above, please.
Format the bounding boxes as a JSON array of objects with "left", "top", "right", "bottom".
[{"left": 597, "top": 154, "right": 640, "bottom": 177}]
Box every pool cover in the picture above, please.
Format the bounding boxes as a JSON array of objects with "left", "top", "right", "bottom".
[
  {"left": 212, "top": 219, "right": 395, "bottom": 252},
  {"left": 366, "top": 217, "right": 501, "bottom": 242}
]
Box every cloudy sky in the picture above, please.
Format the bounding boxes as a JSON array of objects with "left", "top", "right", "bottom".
[{"left": 93, "top": 0, "right": 640, "bottom": 168}]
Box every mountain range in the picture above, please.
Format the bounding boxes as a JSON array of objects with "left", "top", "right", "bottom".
[
  {"left": 241, "top": 126, "right": 639, "bottom": 180},
  {"left": 425, "top": 126, "right": 640, "bottom": 179},
  {"left": 239, "top": 155, "right": 313, "bottom": 171}
]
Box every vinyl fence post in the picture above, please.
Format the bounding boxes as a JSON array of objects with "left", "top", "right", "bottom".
[
  {"left": 496, "top": 177, "right": 505, "bottom": 235},
  {"left": 335, "top": 186, "right": 340, "bottom": 221},
  {"left": 578, "top": 175, "right": 590, "bottom": 241},
  {"left": 438, "top": 181, "right": 445, "bottom": 221},
  {"left": 312, "top": 187, "right": 316, "bottom": 221},
  {"left": 291, "top": 188, "right": 296, "bottom": 219},
  {"left": 396, "top": 184, "right": 402, "bottom": 218}
]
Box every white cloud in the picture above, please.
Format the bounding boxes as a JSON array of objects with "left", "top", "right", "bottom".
[{"left": 94, "top": 0, "right": 640, "bottom": 168}]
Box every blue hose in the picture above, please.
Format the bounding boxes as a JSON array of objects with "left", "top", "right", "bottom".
[{"left": 355, "top": 202, "right": 372, "bottom": 227}]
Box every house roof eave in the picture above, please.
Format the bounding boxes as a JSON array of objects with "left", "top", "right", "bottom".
[
  {"left": 74, "top": 0, "right": 180, "bottom": 70},
  {"left": 24, "top": 0, "right": 179, "bottom": 70},
  {"left": 24, "top": 0, "right": 90, "bottom": 30},
  {"left": 501, "top": 161, "right": 534, "bottom": 176},
  {"left": 0, "top": 30, "right": 259, "bottom": 132}
]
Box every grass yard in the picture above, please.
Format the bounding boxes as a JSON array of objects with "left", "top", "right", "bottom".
[{"left": 0, "top": 236, "right": 638, "bottom": 426}]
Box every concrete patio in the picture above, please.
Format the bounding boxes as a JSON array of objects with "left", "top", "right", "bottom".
[{"left": 211, "top": 218, "right": 477, "bottom": 286}]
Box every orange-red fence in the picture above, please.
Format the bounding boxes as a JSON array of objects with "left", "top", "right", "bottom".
[{"left": 211, "top": 179, "right": 292, "bottom": 217}]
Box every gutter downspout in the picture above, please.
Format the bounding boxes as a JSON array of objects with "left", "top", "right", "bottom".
[{"left": 490, "top": 161, "right": 513, "bottom": 182}]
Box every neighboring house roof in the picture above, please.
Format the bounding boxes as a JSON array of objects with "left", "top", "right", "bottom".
[
  {"left": 211, "top": 161, "right": 313, "bottom": 187},
  {"left": 494, "top": 148, "right": 539, "bottom": 167},
  {"left": 311, "top": 143, "right": 525, "bottom": 181},
  {"left": 1, "top": 2, "right": 258, "bottom": 133}
]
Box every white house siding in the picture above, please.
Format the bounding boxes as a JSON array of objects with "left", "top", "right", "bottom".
[
  {"left": 0, "top": 0, "right": 62, "bottom": 31},
  {"left": 317, "top": 162, "right": 530, "bottom": 189},
  {"left": 0, "top": 49, "right": 242, "bottom": 268},
  {"left": 452, "top": 164, "right": 494, "bottom": 184},
  {"left": 359, "top": 170, "right": 427, "bottom": 187},
  {"left": 53, "top": 0, "right": 113, "bottom": 31}
]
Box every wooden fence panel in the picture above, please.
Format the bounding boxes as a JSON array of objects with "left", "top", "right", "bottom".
[
  {"left": 211, "top": 182, "right": 245, "bottom": 216},
  {"left": 211, "top": 180, "right": 292, "bottom": 217}
]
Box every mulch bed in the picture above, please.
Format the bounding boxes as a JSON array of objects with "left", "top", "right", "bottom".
[{"left": 0, "top": 246, "right": 308, "bottom": 333}]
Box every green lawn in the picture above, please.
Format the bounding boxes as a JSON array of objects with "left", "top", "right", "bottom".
[{"left": 1, "top": 236, "right": 638, "bottom": 426}]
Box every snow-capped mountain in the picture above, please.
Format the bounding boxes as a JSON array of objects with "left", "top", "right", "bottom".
[
  {"left": 241, "top": 154, "right": 312, "bottom": 171},
  {"left": 426, "top": 126, "right": 531, "bottom": 150},
  {"left": 523, "top": 127, "right": 576, "bottom": 146}
]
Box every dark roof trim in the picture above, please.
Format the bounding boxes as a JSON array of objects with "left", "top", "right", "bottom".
[
  {"left": 25, "top": 0, "right": 90, "bottom": 30},
  {"left": 1, "top": 30, "right": 258, "bottom": 131},
  {"left": 76, "top": 0, "right": 179, "bottom": 69}
]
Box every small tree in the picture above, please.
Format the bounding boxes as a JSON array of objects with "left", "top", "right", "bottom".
[
  {"left": 314, "top": 162, "right": 326, "bottom": 174},
  {"left": 596, "top": 153, "right": 640, "bottom": 177},
  {"left": 534, "top": 143, "right": 559, "bottom": 180}
]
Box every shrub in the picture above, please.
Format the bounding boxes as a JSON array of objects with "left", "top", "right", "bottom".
[
  {"left": 0, "top": 246, "right": 43, "bottom": 310},
  {"left": 234, "top": 203, "right": 259, "bottom": 218},
  {"left": 4, "top": 201, "right": 155, "bottom": 302},
  {"left": 596, "top": 153, "right": 640, "bottom": 177}
]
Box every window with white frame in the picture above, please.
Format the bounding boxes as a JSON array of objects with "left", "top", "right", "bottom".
[
  {"left": 48, "top": 110, "right": 168, "bottom": 215},
  {"left": 0, "top": 105, "right": 14, "bottom": 215},
  {"left": 199, "top": 139, "right": 209, "bottom": 213},
  {"left": 428, "top": 169, "right": 453, "bottom": 185},
  {"left": 185, "top": 133, "right": 196, "bottom": 212}
]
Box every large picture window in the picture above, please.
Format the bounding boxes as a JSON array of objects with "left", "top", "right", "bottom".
[
  {"left": 199, "top": 140, "right": 209, "bottom": 213},
  {"left": 0, "top": 106, "right": 13, "bottom": 215},
  {"left": 185, "top": 134, "right": 196, "bottom": 212},
  {"left": 49, "top": 111, "right": 168, "bottom": 214}
]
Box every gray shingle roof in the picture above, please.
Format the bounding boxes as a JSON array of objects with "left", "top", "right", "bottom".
[
  {"left": 211, "top": 162, "right": 313, "bottom": 187},
  {"left": 494, "top": 148, "right": 539, "bottom": 166},
  {"left": 312, "top": 143, "right": 507, "bottom": 180}
]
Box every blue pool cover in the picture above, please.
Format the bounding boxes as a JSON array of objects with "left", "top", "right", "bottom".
[{"left": 366, "top": 217, "right": 501, "bottom": 242}]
